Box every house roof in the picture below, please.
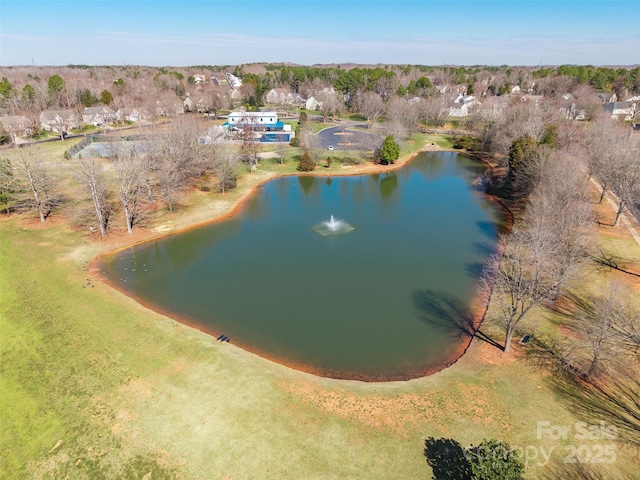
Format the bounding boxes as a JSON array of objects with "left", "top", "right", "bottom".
[
  {"left": 83, "top": 106, "right": 116, "bottom": 115},
  {"left": 40, "top": 109, "right": 76, "bottom": 121},
  {"left": 605, "top": 101, "right": 634, "bottom": 112},
  {"left": 0, "top": 115, "right": 30, "bottom": 127}
]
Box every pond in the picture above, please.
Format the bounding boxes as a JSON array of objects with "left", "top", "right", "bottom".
[{"left": 98, "top": 151, "right": 507, "bottom": 381}]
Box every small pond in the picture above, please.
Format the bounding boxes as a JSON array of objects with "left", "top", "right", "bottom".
[{"left": 98, "top": 151, "right": 506, "bottom": 381}]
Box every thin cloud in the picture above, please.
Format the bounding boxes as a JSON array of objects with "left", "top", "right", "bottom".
[{"left": 0, "top": 33, "right": 62, "bottom": 43}]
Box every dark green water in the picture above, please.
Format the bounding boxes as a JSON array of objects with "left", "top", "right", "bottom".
[{"left": 100, "top": 152, "right": 506, "bottom": 380}]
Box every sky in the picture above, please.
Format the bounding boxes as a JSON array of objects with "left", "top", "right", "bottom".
[{"left": 1, "top": 0, "right": 639, "bottom": 67}]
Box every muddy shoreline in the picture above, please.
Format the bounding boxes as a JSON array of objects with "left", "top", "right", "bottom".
[{"left": 89, "top": 144, "right": 513, "bottom": 382}]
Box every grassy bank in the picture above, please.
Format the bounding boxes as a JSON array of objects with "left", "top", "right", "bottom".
[{"left": 1, "top": 135, "right": 639, "bottom": 478}]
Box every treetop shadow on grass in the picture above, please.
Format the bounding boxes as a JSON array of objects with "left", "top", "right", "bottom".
[
  {"left": 411, "top": 289, "right": 503, "bottom": 350},
  {"left": 549, "top": 367, "right": 640, "bottom": 450},
  {"left": 423, "top": 437, "right": 472, "bottom": 480},
  {"left": 588, "top": 248, "right": 640, "bottom": 278},
  {"left": 541, "top": 459, "right": 640, "bottom": 480},
  {"left": 526, "top": 335, "right": 640, "bottom": 451}
]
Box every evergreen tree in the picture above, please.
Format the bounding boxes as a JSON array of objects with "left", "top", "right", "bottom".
[
  {"left": 0, "top": 158, "right": 17, "bottom": 213},
  {"left": 507, "top": 134, "right": 537, "bottom": 179},
  {"left": 296, "top": 150, "right": 315, "bottom": 172},
  {"left": 100, "top": 89, "right": 113, "bottom": 105},
  {"left": 0, "top": 77, "right": 14, "bottom": 100},
  {"left": 22, "top": 84, "right": 36, "bottom": 104},
  {"left": 47, "top": 74, "right": 65, "bottom": 96},
  {"left": 467, "top": 440, "right": 525, "bottom": 480},
  {"left": 375, "top": 135, "right": 400, "bottom": 165}
]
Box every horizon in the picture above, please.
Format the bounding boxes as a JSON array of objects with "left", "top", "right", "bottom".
[{"left": 1, "top": 1, "right": 639, "bottom": 67}]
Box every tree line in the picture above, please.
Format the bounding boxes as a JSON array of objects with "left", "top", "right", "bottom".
[{"left": 0, "top": 117, "right": 240, "bottom": 237}]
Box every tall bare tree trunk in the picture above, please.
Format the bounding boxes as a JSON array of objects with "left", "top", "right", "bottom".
[{"left": 75, "top": 157, "right": 110, "bottom": 237}]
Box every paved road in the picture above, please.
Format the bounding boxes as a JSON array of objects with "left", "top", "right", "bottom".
[{"left": 316, "top": 122, "right": 378, "bottom": 151}]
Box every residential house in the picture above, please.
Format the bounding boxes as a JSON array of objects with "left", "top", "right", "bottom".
[
  {"left": 117, "top": 107, "right": 146, "bottom": 123},
  {"left": 265, "top": 88, "right": 304, "bottom": 108},
  {"left": 604, "top": 101, "right": 636, "bottom": 121},
  {"left": 39, "top": 110, "right": 78, "bottom": 133},
  {"left": 223, "top": 111, "right": 291, "bottom": 142},
  {"left": 449, "top": 94, "right": 481, "bottom": 117},
  {"left": 226, "top": 73, "right": 242, "bottom": 89},
  {"left": 266, "top": 88, "right": 290, "bottom": 105},
  {"left": 199, "top": 125, "right": 224, "bottom": 144},
  {"left": 0, "top": 115, "right": 33, "bottom": 139},
  {"left": 183, "top": 96, "right": 194, "bottom": 112},
  {"left": 305, "top": 96, "right": 321, "bottom": 111},
  {"left": 192, "top": 74, "right": 206, "bottom": 84},
  {"left": 596, "top": 92, "right": 617, "bottom": 103},
  {"left": 229, "top": 89, "right": 243, "bottom": 102},
  {"left": 155, "top": 100, "right": 184, "bottom": 117},
  {"left": 477, "top": 96, "right": 508, "bottom": 119},
  {"left": 82, "top": 106, "right": 117, "bottom": 126},
  {"left": 226, "top": 111, "right": 279, "bottom": 129}
]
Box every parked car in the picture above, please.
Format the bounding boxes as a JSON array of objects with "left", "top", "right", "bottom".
[{"left": 327, "top": 145, "right": 334, "bottom": 150}]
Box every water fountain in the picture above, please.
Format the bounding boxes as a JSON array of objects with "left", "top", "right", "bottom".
[{"left": 313, "top": 215, "right": 355, "bottom": 236}]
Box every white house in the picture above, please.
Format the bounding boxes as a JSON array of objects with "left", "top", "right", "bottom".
[
  {"left": 226, "top": 111, "right": 278, "bottom": 128},
  {"left": 117, "top": 107, "right": 146, "bottom": 123},
  {"left": 39, "top": 110, "right": 78, "bottom": 133},
  {"left": 305, "top": 96, "right": 321, "bottom": 110},
  {"left": 199, "top": 125, "right": 224, "bottom": 144},
  {"left": 266, "top": 88, "right": 290, "bottom": 104},
  {"left": 449, "top": 94, "right": 481, "bottom": 117},
  {"left": 604, "top": 101, "right": 636, "bottom": 121},
  {"left": 265, "top": 88, "right": 304, "bottom": 108},
  {"left": 226, "top": 73, "right": 242, "bottom": 89},
  {"left": 82, "top": 106, "right": 117, "bottom": 126},
  {"left": 183, "top": 96, "right": 194, "bottom": 112}
]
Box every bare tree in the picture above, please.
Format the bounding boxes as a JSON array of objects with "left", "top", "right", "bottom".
[
  {"left": 157, "top": 117, "right": 204, "bottom": 212},
  {"left": 15, "top": 147, "right": 58, "bottom": 222},
  {"left": 569, "top": 281, "right": 632, "bottom": 379},
  {"left": 212, "top": 151, "right": 239, "bottom": 194},
  {"left": 206, "top": 84, "right": 228, "bottom": 119},
  {"left": 238, "top": 113, "right": 261, "bottom": 172},
  {"left": 320, "top": 93, "right": 345, "bottom": 122},
  {"left": 483, "top": 154, "right": 592, "bottom": 353},
  {"left": 299, "top": 131, "right": 323, "bottom": 165},
  {"left": 419, "top": 94, "right": 452, "bottom": 129},
  {"left": 110, "top": 141, "right": 148, "bottom": 234},
  {"left": 608, "top": 148, "right": 640, "bottom": 227},
  {"left": 74, "top": 157, "right": 111, "bottom": 237},
  {"left": 354, "top": 91, "right": 385, "bottom": 124},
  {"left": 584, "top": 121, "right": 640, "bottom": 225},
  {"left": 384, "top": 97, "right": 414, "bottom": 139}
]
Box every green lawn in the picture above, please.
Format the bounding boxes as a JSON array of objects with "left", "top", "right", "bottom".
[{"left": 1, "top": 136, "right": 638, "bottom": 479}]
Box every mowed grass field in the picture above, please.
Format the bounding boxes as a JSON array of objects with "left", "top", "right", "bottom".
[{"left": 1, "top": 137, "right": 639, "bottom": 479}]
